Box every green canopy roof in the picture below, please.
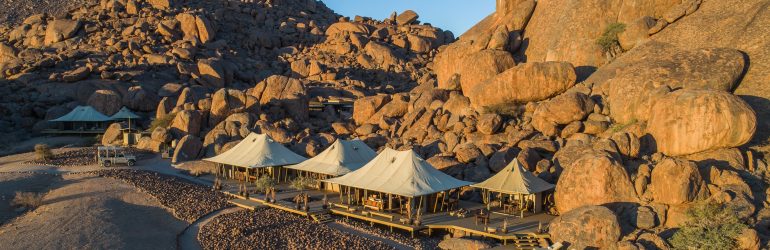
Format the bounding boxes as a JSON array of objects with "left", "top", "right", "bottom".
[
  {"left": 50, "top": 106, "right": 112, "bottom": 122},
  {"left": 110, "top": 107, "right": 141, "bottom": 120}
]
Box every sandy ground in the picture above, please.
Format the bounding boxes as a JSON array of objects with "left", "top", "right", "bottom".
[
  {"left": 0, "top": 173, "right": 188, "bottom": 250},
  {"left": 0, "top": 173, "right": 61, "bottom": 225},
  {"left": 0, "top": 136, "right": 94, "bottom": 158}
]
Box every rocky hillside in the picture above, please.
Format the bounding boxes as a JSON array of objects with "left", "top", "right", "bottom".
[{"left": 412, "top": 0, "right": 769, "bottom": 248}]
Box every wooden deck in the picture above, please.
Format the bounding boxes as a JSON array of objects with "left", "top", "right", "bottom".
[{"left": 218, "top": 180, "right": 553, "bottom": 246}]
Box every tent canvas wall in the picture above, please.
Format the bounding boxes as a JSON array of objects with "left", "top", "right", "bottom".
[
  {"left": 204, "top": 133, "right": 307, "bottom": 181},
  {"left": 471, "top": 159, "right": 555, "bottom": 213},
  {"left": 324, "top": 148, "right": 472, "bottom": 197},
  {"left": 286, "top": 139, "right": 376, "bottom": 191}
]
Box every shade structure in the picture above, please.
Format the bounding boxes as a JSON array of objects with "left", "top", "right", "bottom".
[
  {"left": 110, "top": 107, "right": 141, "bottom": 120},
  {"left": 204, "top": 133, "right": 307, "bottom": 168},
  {"left": 323, "top": 148, "right": 473, "bottom": 197},
  {"left": 50, "top": 106, "right": 113, "bottom": 122},
  {"left": 285, "top": 139, "right": 377, "bottom": 176},
  {"left": 471, "top": 159, "right": 555, "bottom": 195}
]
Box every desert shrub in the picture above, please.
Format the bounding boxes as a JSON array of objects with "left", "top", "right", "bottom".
[
  {"left": 253, "top": 176, "right": 276, "bottom": 194},
  {"left": 669, "top": 202, "right": 747, "bottom": 250},
  {"left": 34, "top": 144, "right": 53, "bottom": 161},
  {"left": 289, "top": 176, "right": 315, "bottom": 191},
  {"left": 12, "top": 191, "right": 44, "bottom": 208},
  {"left": 150, "top": 113, "right": 176, "bottom": 132},
  {"left": 609, "top": 118, "right": 638, "bottom": 133},
  {"left": 597, "top": 22, "right": 626, "bottom": 53},
  {"left": 482, "top": 102, "right": 525, "bottom": 118}
]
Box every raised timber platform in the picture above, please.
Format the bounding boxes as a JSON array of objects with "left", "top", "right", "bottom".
[{"left": 229, "top": 198, "right": 264, "bottom": 210}]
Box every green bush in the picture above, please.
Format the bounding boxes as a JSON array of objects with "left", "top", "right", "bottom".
[
  {"left": 34, "top": 144, "right": 53, "bottom": 161},
  {"left": 597, "top": 22, "right": 626, "bottom": 53},
  {"left": 254, "top": 176, "right": 276, "bottom": 194},
  {"left": 289, "top": 176, "right": 315, "bottom": 191},
  {"left": 669, "top": 202, "right": 747, "bottom": 250},
  {"left": 150, "top": 113, "right": 176, "bottom": 132}
]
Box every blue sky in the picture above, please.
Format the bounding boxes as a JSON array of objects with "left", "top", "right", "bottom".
[{"left": 319, "top": 0, "right": 496, "bottom": 36}]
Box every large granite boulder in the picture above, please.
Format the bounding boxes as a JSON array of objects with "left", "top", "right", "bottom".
[
  {"left": 549, "top": 205, "right": 622, "bottom": 249},
  {"left": 169, "top": 110, "right": 202, "bottom": 138},
  {"left": 87, "top": 89, "right": 122, "bottom": 116},
  {"left": 603, "top": 46, "right": 746, "bottom": 124},
  {"left": 466, "top": 62, "right": 576, "bottom": 109},
  {"left": 123, "top": 86, "right": 160, "bottom": 112},
  {"left": 352, "top": 95, "right": 391, "bottom": 125},
  {"left": 172, "top": 135, "right": 202, "bottom": 163},
  {"left": 209, "top": 88, "right": 248, "bottom": 127},
  {"left": 249, "top": 75, "right": 308, "bottom": 121},
  {"left": 44, "top": 19, "right": 81, "bottom": 45},
  {"left": 101, "top": 123, "right": 123, "bottom": 145},
  {"left": 531, "top": 92, "right": 594, "bottom": 137},
  {"left": 647, "top": 89, "right": 756, "bottom": 156},
  {"left": 555, "top": 151, "right": 638, "bottom": 213},
  {"left": 648, "top": 158, "right": 708, "bottom": 205}
]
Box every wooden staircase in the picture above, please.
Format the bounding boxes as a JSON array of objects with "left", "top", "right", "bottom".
[
  {"left": 310, "top": 211, "right": 334, "bottom": 223},
  {"left": 511, "top": 235, "right": 543, "bottom": 249}
]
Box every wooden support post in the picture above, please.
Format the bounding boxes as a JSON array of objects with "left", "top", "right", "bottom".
[{"left": 748, "top": 150, "right": 755, "bottom": 172}]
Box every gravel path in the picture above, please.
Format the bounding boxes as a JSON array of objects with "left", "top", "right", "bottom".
[
  {"left": 179, "top": 207, "right": 244, "bottom": 250},
  {"left": 327, "top": 222, "right": 413, "bottom": 250}
]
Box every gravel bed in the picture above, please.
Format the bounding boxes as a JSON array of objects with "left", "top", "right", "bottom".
[
  {"left": 25, "top": 147, "right": 153, "bottom": 167},
  {"left": 96, "top": 169, "right": 230, "bottom": 222},
  {"left": 335, "top": 217, "right": 442, "bottom": 250},
  {"left": 198, "top": 209, "right": 395, "bottom": 250}
]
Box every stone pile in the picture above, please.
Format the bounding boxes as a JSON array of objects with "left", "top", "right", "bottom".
[
  {"left": 97, "top": 169, "right": 230, "bottom": 222},
  {"left": 198, "top": 208, "right": 393, "bottom": 250}
]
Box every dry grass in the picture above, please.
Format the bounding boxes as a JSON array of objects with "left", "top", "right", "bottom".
[
  {"left": 34, "top": 144, "right": 52, "bottom": 161},
  {"left": 12, "top": 191, "right": 44, "bottom": 208}
]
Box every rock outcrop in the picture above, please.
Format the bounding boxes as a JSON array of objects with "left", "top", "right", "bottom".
[
  {"left": 549, "top": 205, "right": 622, "bottom": 249},
  {"left": 466, "top": 62, "right": 576, "bottom": 109},
  {"left": 555, "top": 151, "right": 638, "bottom": 213},
  {"left": 647, "top": 89, "right": 756, "bottom": 156}
]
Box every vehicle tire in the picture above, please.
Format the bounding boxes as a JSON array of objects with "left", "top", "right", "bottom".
[
  {"left": 103, "top": 161, "right": 111, "bottom": 167},
  {"left": 127, "top": 160, "right": 136, "bottom": 167}
]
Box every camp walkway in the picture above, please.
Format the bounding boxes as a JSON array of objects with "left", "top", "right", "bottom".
[{"left": 222, "top": 181, "right": 553, "bottom": 248}]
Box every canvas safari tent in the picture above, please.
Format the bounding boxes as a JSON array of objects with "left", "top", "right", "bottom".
[
  {"left": 323, "top": 148, "right": 472, "bottom": 216},
  {"left": 204, "top": 133, "right": 307, "bottom": 182},
  {"left": 49, "top": 105, "right": 112, "bottom": 131},
  {"left": 110, "top": 107, "right": 141, "bottom": 128},
  {"left": 285, "top": 139, "right": 376, "bottom": 190},
  {"left": 471, "top": 159, "right": 555, "bottom": 213}
]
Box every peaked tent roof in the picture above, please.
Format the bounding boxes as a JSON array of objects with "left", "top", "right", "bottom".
[
  {"left": 323, "top": 148, "right": 473, "bottom": 197},
  {"left": 471, "top": 159, "right": 555, "bottom": 194},
  {"left": 204, "top": 133, "right": 307, "bottom": 168},
  {"left": 110, "top": 107, "right": 141, "bottom": 120},
  {"left": 285, "top": 139, "right": 377, "bottom": 176},
  {"left": 50, "top": 106, "right": 112, "bottom": 122}
]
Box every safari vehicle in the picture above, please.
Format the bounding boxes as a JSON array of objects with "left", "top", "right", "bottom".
[{"left": 97, "top": 146, "right": 137, "bottom": 167}]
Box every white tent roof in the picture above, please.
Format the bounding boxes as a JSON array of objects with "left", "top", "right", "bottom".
[
  {"left": 324, "top": 148, "right": 473, "bottom": 197},
  {"left": 50, "top": 106, "right": 112, "bottom": 122},
  {"left": 110, "top": 107, "right": 141, "bottom": 120},
  {"left": 285, "top": 139, "right": 377, "bottom": 176},
  {"left": 204, "top": 133, "right": 307, "bottom": 168},
  {"left": 471, "top": 159, "right": 555, "bottom": 194}
]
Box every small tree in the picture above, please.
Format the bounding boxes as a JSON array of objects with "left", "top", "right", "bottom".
[
  {"left": 596, "top": 22, "right": 626, "bottom": 59},
  {"left": 669, "top": 202, "right": 747, "bottom": 250},
  {"left": 254, "top": 176, "right": 276, "bottom": 200},
  {"left": 290, "top": 176, "right": 314, "bottom": 208},
  {"left": 34, "top": 144, "right": 53, "bottom": 161}
]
